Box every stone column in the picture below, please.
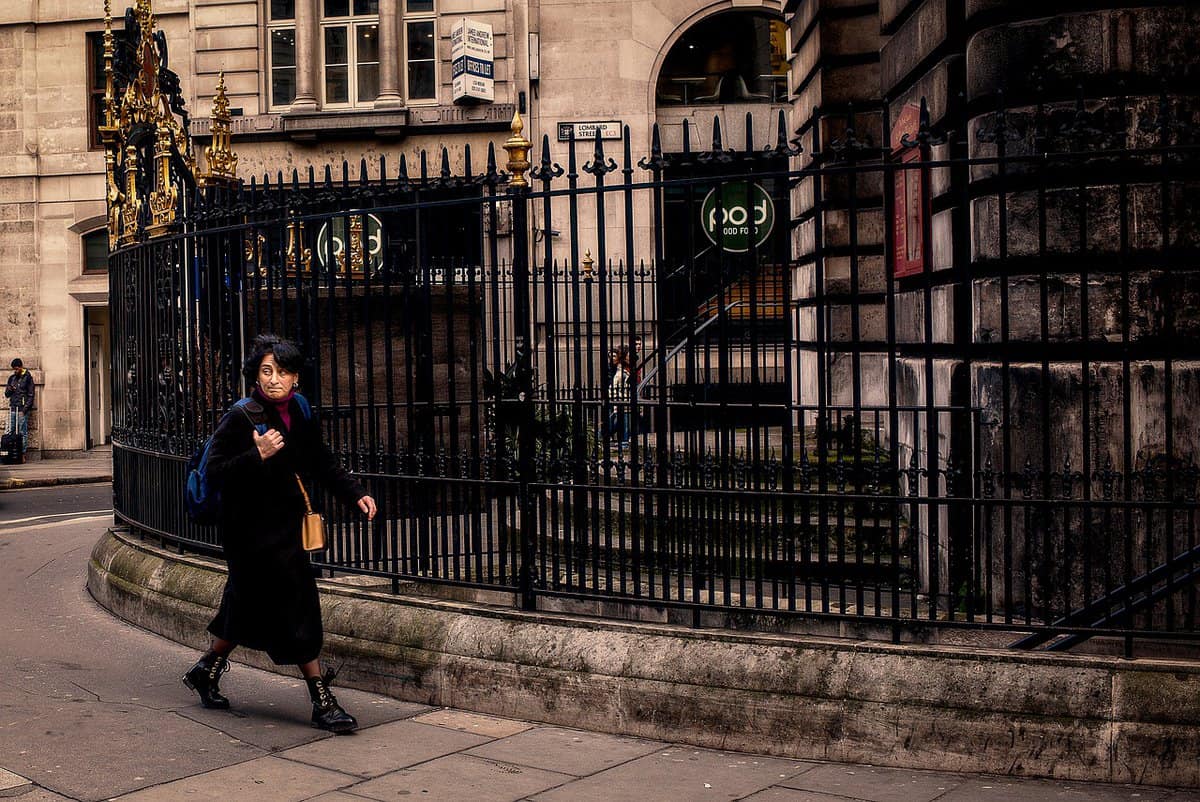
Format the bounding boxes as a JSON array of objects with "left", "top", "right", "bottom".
[
  {"left": 375, "top": 0, "right": 402, "bottom": 108},
  {"left": 290, "top": 0, "right": 319, "bottom": 113}
]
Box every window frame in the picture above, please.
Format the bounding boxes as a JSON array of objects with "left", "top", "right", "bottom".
[
  {"left": 320, "top": 1, "right": 381, "bottom": 108},
  {"left": 404, "top": 0, "right": 437, "bottom": 104},
  {"left": 266, "top": 0, "right": 298, "bottom": 110},
  {"left": 82, "top": 228, "right": 109, "bottom": 275},
  {"left": 86, "top": 31, "right": 109, "bottom": 151}
]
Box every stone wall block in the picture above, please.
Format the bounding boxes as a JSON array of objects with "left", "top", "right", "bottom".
[
  {"left": 971, "top": 183, "right": 1200, "bottom": 263},
  {"left": 967, "top": 7, "right": 1200, "bottom": 102},
  {"left": 972, "top": 361, "right": 1200, "bottom": 617},
  {"left": 880, "top": 0, "right": 949, "bottom": 96},
  {"left": 972, "top": 271, "right": 1200, "bottom": 344}
]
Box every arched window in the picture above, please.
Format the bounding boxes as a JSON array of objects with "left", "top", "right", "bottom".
[{"left": 656, "top": 12, "right": 787, "bottom": 106}]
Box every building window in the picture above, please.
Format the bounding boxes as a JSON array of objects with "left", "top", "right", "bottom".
[
  {"left": 656, "top": 12, "right": 788, "bottom": 106},
  {"left": 86, "top": 32, "right": 109, "bottom": 151},
  {"left": 321, "top": 0, "right": 380, "bottom": 106},
  {"left": 405, "top": 0, "right": 436, "bottom": 102},
  {"left": 269, "top": 0, "right": 297, "bottom": 108},
  {"left": 83, "top": 229, "right": 109, "bottom": 274}
]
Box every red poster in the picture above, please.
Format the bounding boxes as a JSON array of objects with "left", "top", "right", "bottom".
[{"left": 891, "top": 104, "right": 926, "bottom": 279}]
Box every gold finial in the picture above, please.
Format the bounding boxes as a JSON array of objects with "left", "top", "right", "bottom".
[
  {"left": 100, "top": 0, "right": 116, "bottom": 137},
  {"left": 581, "top": 249, "right": 594, "bottom": 280},
  {"left": 200, "top": 72, "right": 238, "bottom": 185},
  {"left": 503, "top": 109, "right": 531, "bottom": 189}
]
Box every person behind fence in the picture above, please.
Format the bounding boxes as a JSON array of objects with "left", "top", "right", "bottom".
[
  {"left": 5, "top": 358, "right": 33, "bottom": 452},
  {"left": 182, "top": 334, "right": 377, "bottom": 733},
  {"left": 606, "top": 346, "right": 632, "bottom": 447}
]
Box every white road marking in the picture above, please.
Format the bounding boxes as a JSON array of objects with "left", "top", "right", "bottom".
[
  {"left": 0, "top": 513, "right": 113, "bottom": 534},
  {"left": 0, "top": 509, "right": 113, "bottom": 526}
]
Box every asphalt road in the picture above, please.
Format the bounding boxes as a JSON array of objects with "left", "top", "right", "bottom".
[
  {"left": 0, "top": 484, "right": 114, "bottom": 528},
  {"left": 0, "top": 483, "right": 414, "bottom": 802}
]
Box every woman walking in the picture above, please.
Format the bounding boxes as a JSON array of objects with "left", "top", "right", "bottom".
[{"left": 182, "top": 334, "right": 377, "bottom": 733}]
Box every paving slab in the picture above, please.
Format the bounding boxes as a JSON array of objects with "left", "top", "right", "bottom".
[
  {"left": 411, "top": 708, "right": 535, "bottom": 738},
  {"left": 742, "top": 789, "right": 865, "bottom": 802},
  {"left": 0, "top": 768, "right": 31, "bottom": 797},
  {"left": 936, "top": 777, "right": 1181, "bottom": 801},
  {"left": 0, "top": 700, "right": 267, "bottom": 801},
  {"left": 778, "top": 763, "right": 965, "bottom": 801},
  {"left": 4, "top": 790, "right": 73, "bottom": 802},
  {"left": 530, "top": 746, "right": 814, "bottom": 802},
  {"left": 275, "top": 718, "right": 493, "bottom": 779},
  {"left": 178, "top": 677, "right": 429, "bottom": 752},
  {"left": 349, "top": 754, "right": 573, "bottom": 802},
  {"left": 465, "top": 725, "right": 662, "bottom": 777},
  {"left": 111, "top": 755, "right": 357, "bottom": 801}
]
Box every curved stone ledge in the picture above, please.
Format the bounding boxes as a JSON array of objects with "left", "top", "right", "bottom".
[{"left": 88, "top": 527, "right": 1200, "bottom": 787}]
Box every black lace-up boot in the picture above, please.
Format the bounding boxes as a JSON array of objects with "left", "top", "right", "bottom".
[
  {"left": 306, "top": 675, "right": 357, "bottom": 734},
  {"left": 182, "top": 652, "right": 231, "bottom": 709}
]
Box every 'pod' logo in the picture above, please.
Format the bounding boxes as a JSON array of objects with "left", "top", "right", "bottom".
[{"left": 700, "top": 182, "right": 775, "bottom": 253}]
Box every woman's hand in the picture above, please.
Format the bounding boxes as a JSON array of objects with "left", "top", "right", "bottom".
[
  {"left": 357, "top": 495, "right": 377, "bottom": 521},
  {"left": 253, "top": 428, "right": 285, "bottom": 460}
]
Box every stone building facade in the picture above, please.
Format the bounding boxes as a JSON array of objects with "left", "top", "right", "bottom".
[
  {"left": 4, "top": 0, "right": 1197, "bottom": 463},
  {"left": 2, "top": 0, "right": 793, "bottom": 453}
]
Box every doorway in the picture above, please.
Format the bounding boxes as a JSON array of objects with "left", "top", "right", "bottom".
[{"left": 84, "top": 305, "right": 112, "bottom": 449}]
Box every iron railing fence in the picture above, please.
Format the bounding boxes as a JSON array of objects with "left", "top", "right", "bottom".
[{"left": 111, "top": 95, "right": 1200, "bottom": 653}]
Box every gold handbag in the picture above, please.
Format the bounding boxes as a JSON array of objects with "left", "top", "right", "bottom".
[{"left": 295, "top": 474, "right": 326, "bottom": 552}]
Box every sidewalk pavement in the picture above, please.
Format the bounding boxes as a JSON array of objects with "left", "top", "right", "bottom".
[
  {"left": 0, "top": 446, "right": 112, "bottom": 489},
  {"left": 6, "top": 703, "right": 1193, "bottom": 802}
]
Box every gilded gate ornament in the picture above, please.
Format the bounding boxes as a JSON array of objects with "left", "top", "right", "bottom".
[
  {"left": 100, "top": 0, "right": 198, "bottom": 245},
  {"left": 199, "top": 73, "right": 238, "bottom": 186}
]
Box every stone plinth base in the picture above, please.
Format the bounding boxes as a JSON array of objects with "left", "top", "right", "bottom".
[{"left": 89, "top": 527, "right": 1200, "bottom": 788}]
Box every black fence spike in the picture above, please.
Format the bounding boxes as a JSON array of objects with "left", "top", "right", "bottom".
[
  {"left": 420, "top": 150, "right": 428, "bottom": 183},
  {"left": 461, "top": 145, "right": 471, "bottom": 180},
  {"left": 379, "top": 154, "right": 388, "bottom": 187},
  {"left": 323, "top": 164, "right": 333, "bottom": 188},
  {"left": 341, "top": 159, "right": 349, "bottom": 187},
  {"left": 745, "top": 111, "right": 754, "bottom": 153},
  {"left": 398, "top": 153, "right": 409, "bottom": 183},
  {"left": 712, "top": 115, "right": 723, "bottom": 152},
  {"left": 360, "top": 157, "right": 369, "bottom": 185},
  {"left": 440, "top": 146, "right": 451, "bottom": 181},
  {"left": 307, "top": 165, "right": 315, "bottom": 186},
  {"left": 682, "top": 118, "right": 691, "bottom": 154}
]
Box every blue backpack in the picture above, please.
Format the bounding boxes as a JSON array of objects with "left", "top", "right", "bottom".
[{"left": 185, "top": 394, "right": 313, "bottom": 525}]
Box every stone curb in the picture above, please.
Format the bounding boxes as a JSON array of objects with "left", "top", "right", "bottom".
[
  {"left": 0, "top": 474, "right": 112, "bottom": 490},
  {"left": 87, "top": 527, "right": 1200, "bottom": 789}
]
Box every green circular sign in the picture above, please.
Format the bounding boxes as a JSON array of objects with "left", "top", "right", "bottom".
[
  {"left": 316, "top": 213, "right": 384, "bottom": 274},
  {"left": 700, "top": 182, "right": 775, "bottom": 253}
]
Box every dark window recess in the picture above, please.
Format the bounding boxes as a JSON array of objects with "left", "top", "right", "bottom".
[
  {"left": 406, "top": 21, "right": 436, "bottom": 99},
  {"left": 271, "top": 28, "right": 297, "bottom": 107},
  {"left": 382, "top": 188, "right": 483, "bottom": 271},
  {"left": 86, "top": 31, "right": 111, "bottom": 151},
  {"left": 656, "top": 11, "right": 788, "bottom": 106},
  {"left": 83, "top": 229, "right": 109, "bottom": 273}
]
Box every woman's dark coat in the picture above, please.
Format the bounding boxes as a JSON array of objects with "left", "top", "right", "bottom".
[{"left": 204, "top": 395, "right": 365, "bottom": 664}]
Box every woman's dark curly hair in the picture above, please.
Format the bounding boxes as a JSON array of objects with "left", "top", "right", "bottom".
[{"left": 242, "top": 334, "right": 305, "bottom": 387}]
